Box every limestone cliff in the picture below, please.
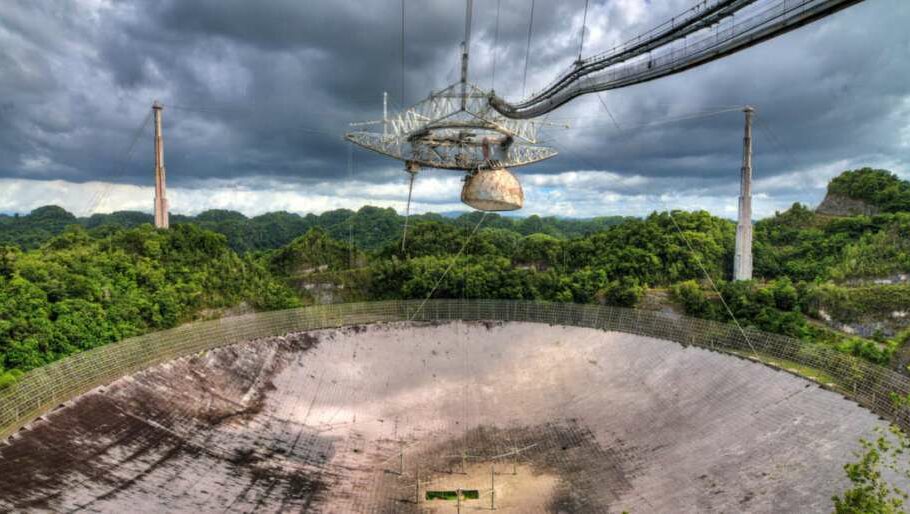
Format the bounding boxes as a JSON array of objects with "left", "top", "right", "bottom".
[{"left": 815, "top": 191, "right": 880, "bottom": 216}]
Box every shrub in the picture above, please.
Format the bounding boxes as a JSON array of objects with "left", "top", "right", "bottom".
[
  {"left": 672, "top": 280, "right": 712, "bottom": 317},
  {"left": 836, "top": 337, "right": 896, "bottom": 366},
  {"left": 832, "top": 426, "right": 910, "bottom": 513}
]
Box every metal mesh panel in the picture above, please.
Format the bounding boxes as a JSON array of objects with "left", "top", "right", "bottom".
[{"left": 3, "top": 300, "right": 910, "bottom": 440}]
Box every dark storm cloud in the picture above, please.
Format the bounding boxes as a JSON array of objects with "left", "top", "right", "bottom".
[
  {"left": 0, "top": 0, "right": 907, "bottom": 211},
  {"left": 545, "top": 0, "right": 910, "bottom": 196}
]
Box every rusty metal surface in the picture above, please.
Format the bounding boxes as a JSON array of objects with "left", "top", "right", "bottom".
[{"left": 0, "top": 321, "right": 897, "bottom": 512}]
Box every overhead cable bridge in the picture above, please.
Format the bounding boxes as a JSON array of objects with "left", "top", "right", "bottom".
[{"left": 490, "top": 0, "right": 865, "bottom": 119}]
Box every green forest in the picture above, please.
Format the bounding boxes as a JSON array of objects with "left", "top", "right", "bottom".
[
  {"left": 0, "top": 225, "right": 299, "bottom": 387},
  {"left": 0, "top": 203, "right": 631, "bottom": 252},
  {"left": 1, "top": 167, "right": 909, "bottom": 388}
]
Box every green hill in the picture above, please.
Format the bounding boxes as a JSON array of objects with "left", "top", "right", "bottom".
[
  {"left": 0, "top": 224, "right": 299, "bottom": 386},
  {"left": 817, "top": 167, "right": 910, "bottom": 215},
  {"left": 0, "top": 205, "right": 631, "bottom": 252}
]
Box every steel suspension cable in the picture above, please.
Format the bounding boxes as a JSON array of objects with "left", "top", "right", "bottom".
[
  {"left": 493, "top": 0, "right": 863, "bottom": 118},
  {"left": 400, "top": 0, "right": 406, "bottom": 106},
  {"left": 491, "top": 0, "right": 502, "bottom": 91},
  {"left": 401, "top": 170, "right": 416, "bottom": 253},
  {"left": 596, "top": 93, "right": 622, "bottom": 131},
  {"left": 663, "top": 205, "right": 764, "bottom": 364},
  {"left": 408, "top": 212, "right": 488, "bottom": 321},
  {"left": 754, "top": 114, "right": 802, "bottom": 179},
  {"left": 534, "top": 105, "right": 742, "bottom": 145},
  {"left": 347, "top": 141, "right": 355, "bottom": 268},
  {"left": 536, "top": 119, "right": 764, "bottom": 364},
  {"left": 84, "top": 109, "right": 154, "bottom": 216},
  {"left": 521, "top": 0, "right": 536, "bottom": 98},
  {"left": 578, "top": 0, "right": 590, "bottom": 61},
  {"left": 560, "top": 105, "right": 745, "bottom": 132}
]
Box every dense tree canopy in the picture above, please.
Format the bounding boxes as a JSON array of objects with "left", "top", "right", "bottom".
[
  {"left": 0, "top": 206, "right": 78, "bottom": 250},
  {"left": 0, "top": 224, "right": 299, "bottom": 386},
  {"left": 828, "top": 168, "right": 910, "bottom": 213},
  {"left": 267, "top": 228, "right": 364, "bottom": 276},
  {"left": 1, "top": 168, "right": 909, "bottom": 386},
  {"left": 0, "top": 205, "right": 630, "bottom": 253}
]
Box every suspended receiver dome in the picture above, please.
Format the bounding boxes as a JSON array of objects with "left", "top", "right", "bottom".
[{"left": 461, "top": 167, "right": 524, "bottom": 211}]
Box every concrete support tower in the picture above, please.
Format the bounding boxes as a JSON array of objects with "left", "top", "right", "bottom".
[
  {"left": 734, "top": 106, "right": 754, "bottom": 281},
  {"left": 152, "top": 101, "right": 169, "bottom": 229}
]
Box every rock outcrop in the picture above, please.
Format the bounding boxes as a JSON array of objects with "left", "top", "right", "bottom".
[{"left": 815, "top": 192, "right": 880, "bottom": 216}]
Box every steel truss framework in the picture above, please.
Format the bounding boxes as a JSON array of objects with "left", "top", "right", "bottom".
[{"left": 346, "top": 82, "right": 557, "bottom": 171}]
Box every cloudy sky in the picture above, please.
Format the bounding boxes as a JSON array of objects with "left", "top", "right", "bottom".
[{"left": 0, "top": 0, "right": 907, "bottom": 219}]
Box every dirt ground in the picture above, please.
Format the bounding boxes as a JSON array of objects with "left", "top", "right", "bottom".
[{"left": 0, "top": 321, "right": 894, "bottom": 512}]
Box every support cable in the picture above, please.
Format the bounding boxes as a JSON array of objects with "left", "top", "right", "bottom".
[
  {"left": 460, "top": 0, "right": 474, "bottom": 110},
  {"left": 754, "top": 114, "right": 801, "bottom": 180},
  {"left": 491, "top": 0, "right": 502, "bottom": 91},
  {"left": 490, "top": 144, "right": 769, "bottom": 501},
  {"left": 84, "top": 109, "right": 154, "bottom": 216},
  {"left": 596, "top": 93, "right": 622, "bottom": 132},
  {"left": 534, "top": 105, "right": 740, "bottom": 146},
  {"left": 408, "top": 212, "right": 488, "bottom": 321},
  {"left": 401, "top": 0, "right": 406, "bottom": 107},
  {"left": 578, "top": 0, "right": 590, "bottom": 62},
  {"left": 663, "top": 206, "right": 764, "bottom": 364},
  {"left": 401, "top": 170, "right": 416, "bottom": 253},
  {"left": 493, "top": 0, "right": 863, "bottom": 118},
  {"left": 464, "top": 0, "right": 473, "bottom": 59},
  {"left": 169, "top": 104, "right": 245, "bottom": 115},
  {"left": 347, "top": 141, "right": 355, "bottom": 268},
  {"left": 536, "top": 106, "right": 763, "bottom": 364},
  {"left": 521, "top": 0, "right": 536, "bottom": 98},
  {"left": 561, "top": 105, "right": 744, "bottom": 133}
]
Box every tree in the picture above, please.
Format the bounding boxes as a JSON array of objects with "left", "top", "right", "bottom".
[
  {"left": 515, "top": 234, "right": 563, "bottom": 270},
  {"left": 599, "top": 277, "right": 644, "bottom": 308},
  {"left": 0, "top": 223, "right": 300, "bottom": 387},
  {"left": 0, "top": 245, "right": 19, "bottom": 279},
  {"left": 672, "top": 280, "right": 712, "bottom": 317},
  {"left": 829, "top": 168, "right": 910, "bottom": 213},
  {"left": 268, "top": 227, "right": 362, "bottom": 276}
]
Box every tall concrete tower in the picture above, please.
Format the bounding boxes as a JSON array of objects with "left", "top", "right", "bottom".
[
  {"left": 152, "top": 101, "right": 169, "bottom": 229},
  {"left": 734, "top": 106, "right": 754, "bottom": 281}
]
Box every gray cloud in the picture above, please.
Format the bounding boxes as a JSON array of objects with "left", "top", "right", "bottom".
[{"left": 0, "top": 0, "right": 907, "bottom": 218}]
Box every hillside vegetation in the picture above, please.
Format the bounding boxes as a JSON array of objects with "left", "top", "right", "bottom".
[
  {"left": 0, "top": 205, "right": 630, "bottom": 252},
  {"left": 827, "top": 167, "right": 910, "bottom": 213},
  {"left": 1, "top": 167, "right": 909, "bottom": 387},
  {"left": 0, "top": 225, "right": 299, "bottom": 387}
]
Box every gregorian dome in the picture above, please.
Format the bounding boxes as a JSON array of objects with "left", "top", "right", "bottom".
[{"left": 461, "top": 167, "right": 524, "bottom": 211}]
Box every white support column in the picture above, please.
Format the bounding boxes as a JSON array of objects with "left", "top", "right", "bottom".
[
  {"left": 152, "top": 101, "right": 169, "bottom": 229},
  {"left": 734, "top": 106, "right": 754, "bottom": 281}
]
